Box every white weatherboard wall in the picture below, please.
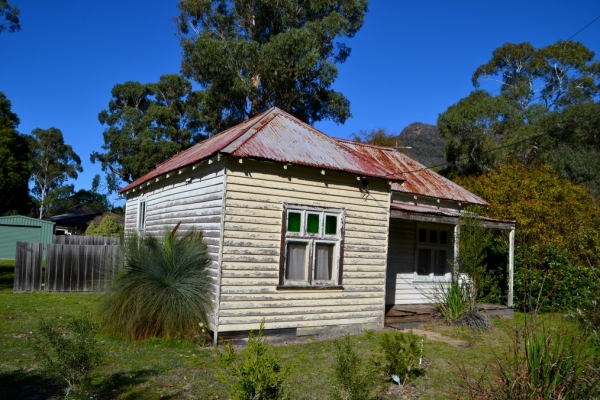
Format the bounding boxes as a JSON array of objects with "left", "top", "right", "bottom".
[
  {"left": 123, "top": 161, "right": 226, "bottom": 330},
  {"left": 385, "top": 218, "right": 455, "bottom": 305},
  {"left": 217, "top": 160, "right": 391, "bottom": 333}
]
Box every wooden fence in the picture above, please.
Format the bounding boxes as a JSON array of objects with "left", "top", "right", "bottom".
[
  {"left": 13, "top": 242, "right": 43, "bottom": 292},
  {"left": 53, "top": 235, "right": 119, "bottom": 245},
  {"left": 45, "top": 243, "right": 120, "bottom": 292}
]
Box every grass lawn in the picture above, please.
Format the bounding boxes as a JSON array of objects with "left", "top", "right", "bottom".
[{"left": 0, "top": 259, "right": 575, "bottom": 399}]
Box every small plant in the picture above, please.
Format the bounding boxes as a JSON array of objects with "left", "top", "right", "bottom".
[
  {"left": 99, "top": 228, "right": 213, "bottom": 340},
  {"left": 30, "top": 313, "right": 103, "bottom": 397},
  {"left": 216, "top": 320, "right": 302, "bottom": 400},
  {"left": 456, "top": 323, "right": 600, "bottom": 399},
  {"left": 331, "top": 334, "right": 379, "bottom": 400},
  {"left": 435, "top": 281, "right": 469, "bottom": 322},
  {"left": 377, "top": 330, "right": 423, "bottom": 384}
]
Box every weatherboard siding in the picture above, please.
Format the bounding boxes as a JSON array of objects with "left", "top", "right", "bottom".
[
  {"left": 123, "top": 162, "right": 226, "bottom": 330},
  {"left": 385, "top": 218, "right": 454, "bottom": 304},
  {"left": 218, "top": 160, "right": 391, "bottom": 332}
]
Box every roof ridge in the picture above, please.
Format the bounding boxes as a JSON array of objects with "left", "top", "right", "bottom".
[
  {"left": 222, "top": 108, "right": 279, "bottom": 156},
  {"left": 335, "top": 137, "right": 399, "bottom": 151}
]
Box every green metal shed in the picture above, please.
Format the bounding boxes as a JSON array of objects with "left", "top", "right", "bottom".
[{"left": 0, "top": 216, "right": 55, "bottom": 260}]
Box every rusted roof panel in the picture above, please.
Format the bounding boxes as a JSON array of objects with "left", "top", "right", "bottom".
[
  {"left": 120, "top": 108, "right": 405, "bottom": 193},
  {"left": 390, "top": 201, "right": 515, "bottom": 227},
  {"left": 338, "top": 140, "right": 488, "bottom": 205}
]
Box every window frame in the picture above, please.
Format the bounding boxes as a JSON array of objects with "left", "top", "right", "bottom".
[
  {"left": 137, "top": 197, "right": 147, "bottom": 233},
  {"left": 413, "top": 223, "right": 453, "bottom": 282},
  {"left": 279, "top": 204, "right": 345, "bottom": 289}
]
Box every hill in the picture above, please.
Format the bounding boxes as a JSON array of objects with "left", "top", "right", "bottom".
[{"left": 396, "top": 122, "right": 446, "bottom": 168}]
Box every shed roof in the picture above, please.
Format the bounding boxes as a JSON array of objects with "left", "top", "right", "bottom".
[
  {"left": 338, "top": 140, "right": 488, "bottom": 205},
  {"left": 0, "top": 215, "right": 55, "bottom": 227},
  {"left": 120, "top": 108, "right": 407, "bottom": 193}
]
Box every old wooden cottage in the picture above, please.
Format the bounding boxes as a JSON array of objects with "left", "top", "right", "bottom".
[{"left": 119, "top": 107, "right": 515, "bottom": 341}]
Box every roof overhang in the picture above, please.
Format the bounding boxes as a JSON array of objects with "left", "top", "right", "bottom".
[{"left": 390, "top": 202, "right": 515, "bottom": 230}]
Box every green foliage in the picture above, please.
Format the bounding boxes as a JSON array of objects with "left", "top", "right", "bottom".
[
  {"left": 377, "top": 330, "right": 422, "bottom": 380},
  {"left": 435, "top": 281, "right": 470, "bottom": 322},
  {"left": 99, "top": 229, "right": 212, "bottom": 340},
  {"left": 331, "top": 334, "right": 378, "bottom": 400},
  {"left": 30, "top": 313, "right": 103, "bottom": 397},
  {"left": 455, "top": 163, "right": 600, "bottom": 311},
  {"left": 44, "top": 182, "right": 110, "bottom": 217},
  {"left": 438, "top": 40, "right": 600, "bottom": 177},
  {"left": 216, "top": 320, "right": 301, "bottom": 400},
  {"left": 176, "top": 0, "right": 368, "bottom": 134},
  {"left": 351, "top": 127, "right": 399, "bottom": 147},
  {"left": 85, "top": 216, "right": 123, "bottom": 238},
  {"left": 457, "top": 206, "right": 493, "bottom": 303},
  {"left": 460, "top": 324, "right": 599, "bottom": 400},
  {"left": 91, "top": 75, "right": 204, "bottom": 190},
  {"left": 28, "top": 127, "right": 83, "bottom": 219},
  {"left": 0, "top": 0, "right": 19, "bottom": 34},
  {"left": 0, "top": 91, "right": 31, "bottom": 216}
]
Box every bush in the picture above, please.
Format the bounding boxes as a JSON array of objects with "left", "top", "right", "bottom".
[
  {"left": 455, "top": 163, "right": 600, "bottom": 311},
  {"left": 85, "top": 215, "right": 123, "bottom": 237},
  {"left": 377, "top": 330, "right": 423, "bottom": 382},
  {"left": 30, "top": 313, "right": 103, "bottom": 397},
  {"left": 457, "top": 324, "right": 599, "bottom": 399},
  {"left": 216, "top": 320, "right": 302, "bottom": 400},
  {"left": 331, "top": 335, "right": 379, "bottom": 400},
  {"left": 99, "top": 229, "right": 212, "bottom": 340}
]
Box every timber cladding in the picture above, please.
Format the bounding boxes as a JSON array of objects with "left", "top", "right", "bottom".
[
  {"left": 218, "top": 160, "right": 391, "bottom": 332},
  {"left": 124, "top": 161, "right": 226, "bottom": 331}
]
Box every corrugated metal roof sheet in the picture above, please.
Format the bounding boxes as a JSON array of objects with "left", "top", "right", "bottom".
[
  {"left": 120, "top": 108, "right": 406, "bottom": 193},
  {"left": 338, "top": 140, "right": 488, "bottom": 205},
  {"left": 390, "top": 201, "right": 514, "bottom": 226}
]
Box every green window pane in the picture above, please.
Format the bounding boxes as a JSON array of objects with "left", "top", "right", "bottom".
[
  {"left": 306, "top": 213, "right": 320, "bottom": 234},
  {"left": 325, "top": 215, "right": 337, "bottom": 235},
  {"left": 287, "top": 212, "right": 301, "bottom": 232}
]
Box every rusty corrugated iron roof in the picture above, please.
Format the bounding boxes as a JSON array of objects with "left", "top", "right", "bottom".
[
  {"left": 390, "top": 201, "right": 515, "bottom": 227},
  {"left": 337, "top": 140, "right": 488, "bottom": 205},
  {"left": 120, "top": 108, "right": 406, "bottom": 193}
]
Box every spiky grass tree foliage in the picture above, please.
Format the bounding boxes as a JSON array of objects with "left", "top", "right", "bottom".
[{"left": 99, "top": 228, "right": 212, "bottom": 340}]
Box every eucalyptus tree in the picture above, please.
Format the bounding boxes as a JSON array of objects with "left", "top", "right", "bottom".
[
  {"left": 438, "top": 40, "right": 600, "bottom": 177},
  {"left": 0, "top": 92, "right": 30, "bottom": 215},
  {"left": 91, "top": 74, "right": 204, "bottom": 190},
  {"left": 176, "top": 0, "right": 368, "bottom": 133},
  {"left": 29, "top": 128, "right": 82, "bottom": 219},
  {"left": 0, "top": 0, "right": 19, "bottom": 34}
]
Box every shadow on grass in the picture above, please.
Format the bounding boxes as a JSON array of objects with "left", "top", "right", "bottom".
[
  {"left": 0, "top": 264, "right": 15, "bottom": 291},
  {"left": 91, "top": 369, "right": 181, "bottom": 400},
  {"left": 0, "top": 370, "right": 63, "bottom": 399}
]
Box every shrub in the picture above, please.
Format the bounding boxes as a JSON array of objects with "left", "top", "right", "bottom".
[
  {"left": 30, "top": 313, "right": 103, "bottom": 397},
  {"left": 85, "top": 215, "right": 123, "bottom": 237},
  {"left": 331, "top": 334, "right": 379, "bottom": 400},
  {"left": 457, "top": 324, "right": 599, "bottom": 399},
  {"left": 216, "top": 320, "right": 302, "bottom": 400},
  {"left": 99, "top": 228, "right": 212, "bottom": 340},
  {"left": 433, "top": 281, "right": 491, "bottom": 330},
  {"left": 455, "top": 163, "right": 600, "bottom": 310},
  {"left": 377, "top": 330, "right": 423, "bottom": 382}
]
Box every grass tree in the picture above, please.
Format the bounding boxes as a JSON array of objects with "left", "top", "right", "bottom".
[{"left": 99, "top": 226, "right": 212, "bottom": 340}]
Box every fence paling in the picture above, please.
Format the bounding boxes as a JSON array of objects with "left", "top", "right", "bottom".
[
  {"left": 13, "top": 242, "right": 43, "bottom": 292},
  {"left": 45, "top": 243, "right": 120, "bottom": 292},
  {"left": 53, "top": 235, "right": 118, "bottom": 245}
]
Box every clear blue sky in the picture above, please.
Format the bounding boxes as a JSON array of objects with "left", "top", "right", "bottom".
[{"left": 2, "top": 1, "right": 600, "bottom": 202}]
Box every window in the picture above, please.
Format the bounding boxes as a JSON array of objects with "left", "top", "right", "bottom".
[
  {"left": 137, "top": 198, "right": 147, "bottom": 232},
  {"left": 415, "top": 225, "right": 452, "bottom": 280},
  {"left": 280, "top": 206, "right": 344, "bottom": 287}
]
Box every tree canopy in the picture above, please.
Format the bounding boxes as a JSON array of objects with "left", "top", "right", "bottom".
[
  {"left": 176, "top": 0, "right": 368, "bottom": 134},
  {"left": 0, "top": 0, "right": 19, "bottom": 34},
  {"left": 351, "top": 127, "right": 398, "bottom": 147},
  {"left": 29, "top": 128, "right": 83, "bottom": 219},
  {"left": 0, "top": 92, "right": 30, "bottom": 215},
  {"left": 438, "top": 40, "right": 600, "bottom": 191},
  {"left": 91, "top": 74, "right": 204, "bottom": 190}
]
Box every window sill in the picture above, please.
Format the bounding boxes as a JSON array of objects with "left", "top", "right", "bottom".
[{"left": 276, "top": 285, "right": 344, "bottom": 291}]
